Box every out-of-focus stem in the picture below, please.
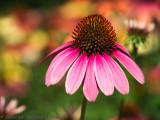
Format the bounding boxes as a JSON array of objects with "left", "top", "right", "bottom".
[
  {"left": 80, "top": 96, "right": 87, "bottom": 120},
  {"left": 131, "top": 44, "right": 138, "bottom": 60},
  {"left": 118, "top": 95, "right": 125, "bottom": 120}
]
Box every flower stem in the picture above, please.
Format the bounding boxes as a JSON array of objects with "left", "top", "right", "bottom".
[
  {"left": 131, "top": 44, "right": 138, "bottom": 60},
  {"left": 80, "top": 96, "right": 87, "bottom": 120},
  {"left": 118, "top": 95, "right": 125, "bottom": 120}
]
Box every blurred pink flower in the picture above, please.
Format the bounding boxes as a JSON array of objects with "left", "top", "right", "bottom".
[
  {"left": 124, "top": 19, "right": 155, "bottom": 48},
  {"left": 127, "top": 2, "right": 160, "bottom": 23},
  {"left": 13, "top": 8, "right": 42, "bottom": 33},
  {"left": 0, "top": 96, "right": 26, "bottom": 118},
  {"left": 148, "top": 65, "right": 160, "bottom": 82},
  {"left": 41, "top": 14, "right": 144, "bottom": 102},
  {"left": 0, "top": 83, "right": 29, "bottom": 97},
  {"left": 146, "top": 65, "right": 160, "bottom": 94},
  {"left": 125, "top": 19, "right": 155, "bottom": 36}
]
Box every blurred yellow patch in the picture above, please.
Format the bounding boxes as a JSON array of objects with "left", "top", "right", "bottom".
[
  {"left": 28, "top": 30, "right": 48, "bottom": 51},
  {"left": 4, "top": 65, "right": 30, "bottom": 85},
  {"left": 1, "top": 50, "right": 21, "bottom": 66},
  {"left": 0, "top": 16, "right": 26, "bottom": 45},
  {"left": 1, "top": 50, "right": 30, "bottom": 85},
  {"left": 59, "top": 1, "right": 95, "bottom": 19}
]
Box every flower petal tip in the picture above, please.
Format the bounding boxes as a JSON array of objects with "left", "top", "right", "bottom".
[
  {"left": 66, "top": 90, "right": 74, "bottom": 95},
  {"left": 140, "top": 79, "right": 145, "bottom": 85},
  {"left": 45, "top": 84, "right": 50, "bottom": 87},
  {"left": 124, "top": 87, "right": 129, "bottom": 95},
  {"left": 66, "top": 86, "right": 78, "bottom": 95},
  {"left": 65, "top": 86, "right": 74, "bottom": 95},
  {"left": 39, "top": 62, "right": 43, "bottom": 66},
  {"left": 39, "top": 58, "right": 48, "bottom": 66},
  {"left": 118, "top": 89, "right": 129, "bottom": 95},
  {"left": 45, "top": 82, "right": 52, "bottom": 87},
  {"left": 105, "top": 91, "right": 114, "bottom": 96},
  {"left": 124, "top": 90, "right": 129, "bottom": 95},
  {"left": 86, "top": 98, "right": 96, "bottom": 102}
]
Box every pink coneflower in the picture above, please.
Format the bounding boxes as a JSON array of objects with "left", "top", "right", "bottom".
[
  {"left": 125, "top": 19, "right": 155, "bottom": 36},
  {"left": 125, "top": 19, "right": 155, "bottom": 47},
  {"left": 41, "top": 14, "right": 144, "bottom": 102},
  {"left": 127, "top": 2, "right": 160, "bottom": 24},
  {"left": 0, "top": 96, "right": 26, "bottom": 118}
]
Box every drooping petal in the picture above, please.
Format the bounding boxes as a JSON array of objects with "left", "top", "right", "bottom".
[
  {"left": 66, "top": 53, "right": 88, "bottom": 94},
  {"left": 94, "top": 53, "right": 114, "bottom": 96},
  {"left": 45, "top": 48, "right": 72, "bottom": 85},
  {"left": 40, "top": 42, "right": 73, "bottom": 65},
  {"left": 83, "top": 54, "right": 99, "bottom": 102},
  {"left": 46, "top": 48, "right": 80, "bottom": 86},
  {"left": 0, "top": 96, "right": 5, "bottom": 112},
  {"left": 113, "top": 50, "right": 144, "bottom": 84},
  {"left": 104, "top": 53, "right": 129, "bottom": 95},
  {"left": 116, "top": 43, "right": 130, "bottom": 57},
  {"left": 6, "top": 99, "right": 18, "bottom": 113},
  {"left": 8, "top": 105, "right": 26, "bottom": 116}
]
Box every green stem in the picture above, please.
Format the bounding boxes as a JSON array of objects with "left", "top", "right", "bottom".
[
  {"left": 118, "top": 95, "right": 125, "bottom": 120},
  {"left": 118, "top": 43, "right": 138, "bottom": 120},
  {"left": 133, "top": 44, "right": 137, "bottom": 57},
  {"left": 80, "top": 96, "right": 87, "bottom": 120},
  {"left": 131, "top": 44, "right": 138, "bottom": 61}
]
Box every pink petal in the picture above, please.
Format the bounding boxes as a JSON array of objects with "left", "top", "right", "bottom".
[
  {"left": 94, "top": 53, "right": 114, "bottom": 96},
  {"left": 9, "top": 105, "right": 26, "bottom": 116},
  {"left": 0, "top": 96, "right": 5, "bottom": 112},
  {"left": 83, "top": 54, "right": 99, "bottom": 102},
  {"left": 6, "top": 99, "right": 18, "bottom": 113},
  {"left": 116, "top": 43, "right": 130, "bottom": 57},
  {"left": 46, "top": 48, "right": 80, "bottom": 86},
  {"left": 113, "top": 50, "right": 144, "bottom": 84},
  {"left": 104, "top": 53, "right": 129, "bottom": 95},
  {"left": 40, "top": 42, "right": 73, "bottom": 65},
  {"left": 66, "top": 53, "right": 88, "bottom": 94},
  {"left": 45, "top": 48, "right": 72, "bottom": 85}
]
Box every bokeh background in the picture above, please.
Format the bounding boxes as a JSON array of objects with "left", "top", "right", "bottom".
[{"left": 0, "top": 0, "right": 160, "bottom": 119}]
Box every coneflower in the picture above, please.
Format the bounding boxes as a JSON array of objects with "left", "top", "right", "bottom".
[
  {"left": 125, "top": 19, "right": 155, "bottom": 47},
  {"left": 0, "top": 96, "right": 26, "bottom": 119},
  {"left": 41, "top": 14, "right": 144, "bottom": 102}
]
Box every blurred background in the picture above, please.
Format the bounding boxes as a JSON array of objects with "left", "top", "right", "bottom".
[{"left": 0, "top": 0, "right": 160, "bottom": 119}]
